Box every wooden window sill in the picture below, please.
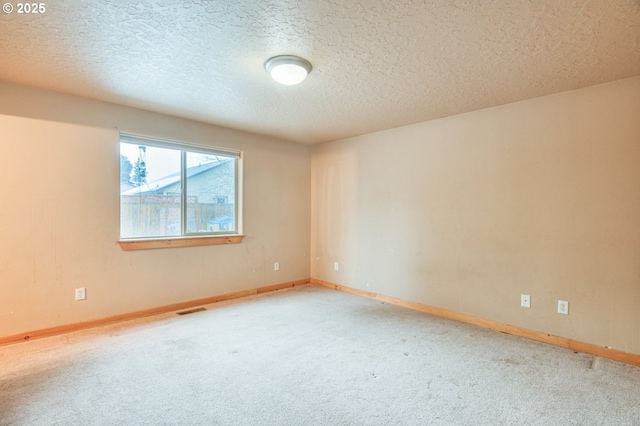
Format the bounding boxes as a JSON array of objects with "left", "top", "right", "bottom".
[{"left": 118, "top": 235, "right": 244, "bottom": 251}]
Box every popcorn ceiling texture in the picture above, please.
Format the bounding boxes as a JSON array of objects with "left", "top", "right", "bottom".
[{"left": 0, "top": 0, "right": 639, "bottom": 144}]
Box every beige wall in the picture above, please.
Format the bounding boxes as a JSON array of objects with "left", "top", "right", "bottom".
[
  {"left": 311, "top": 76, "right": 640, "bottom": 355},
  {"left": 3, "top": 77, "right": 639, "bottom": 355},
  {"left": 0, "top": 83, "right": 311, "bottom": 337}
]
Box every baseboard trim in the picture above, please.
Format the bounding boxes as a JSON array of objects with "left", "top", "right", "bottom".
[
  {"left": 0, "top": 278, "right": 310, "bottom": 346},
  {"left": 310, "top": 278, "right": 640, "bottom": 367}
]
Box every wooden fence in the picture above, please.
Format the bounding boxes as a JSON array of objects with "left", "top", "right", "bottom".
[{"left": 121, "top": 195, "right": 234, "bottom": 237}]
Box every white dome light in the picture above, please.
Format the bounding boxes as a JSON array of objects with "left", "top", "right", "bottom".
[{"left": 264, "top": 55, "right": 312, "bottom": 86}]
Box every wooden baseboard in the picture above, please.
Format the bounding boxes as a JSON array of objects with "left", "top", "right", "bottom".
[
  {"left": 0, "top": 278, "right": 310, "bottom": 346},
  {"left": 310, "top": 278, "right": 640, "bottom": 367},
  {"left": 6, "top": 277, "right": 638, "bottom": 367}
]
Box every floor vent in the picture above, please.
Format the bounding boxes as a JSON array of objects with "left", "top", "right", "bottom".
[{"left": 177, "top": 307, "right": 207, "bottom": 316}]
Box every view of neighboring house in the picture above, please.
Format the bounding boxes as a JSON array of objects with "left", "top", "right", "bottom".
[{"left": 121, "top": 159, "right": 236, "bottom": 238}]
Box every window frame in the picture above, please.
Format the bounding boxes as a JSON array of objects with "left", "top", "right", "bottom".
[{"left": 117, "top": 133, "right": 243, "bottom": 250}]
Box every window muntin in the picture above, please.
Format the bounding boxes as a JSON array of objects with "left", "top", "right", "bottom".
[{"left": 119, "top": 135, "right": 240, "bottom": 240}]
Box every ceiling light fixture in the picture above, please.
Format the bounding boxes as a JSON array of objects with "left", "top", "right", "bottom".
[{"left": 264, "top": 55, "right": 312, "bottom": 86}]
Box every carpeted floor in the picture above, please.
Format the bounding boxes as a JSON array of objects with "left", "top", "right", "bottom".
[{"left": 1, "top": 284, "right": 639, "bottom": 425}]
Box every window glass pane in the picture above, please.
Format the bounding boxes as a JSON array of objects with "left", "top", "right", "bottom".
[
  {"left": 120, "top": 143, "right": 181, "bottom": 238},
  {"left": 186, "top": 152, "right": 236, "bottom": 234}
]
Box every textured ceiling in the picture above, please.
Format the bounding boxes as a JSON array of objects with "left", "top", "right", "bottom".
[{"left": 1, "top": 0, "right": 639, "bottom": 144}]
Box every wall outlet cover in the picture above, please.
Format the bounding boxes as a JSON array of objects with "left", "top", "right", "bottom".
[
  {"left": 75, "top": 287, "right": 86, "bottom": 301},
  {"left": 558, "top": 300, "right": 569, "bottom": 315}
]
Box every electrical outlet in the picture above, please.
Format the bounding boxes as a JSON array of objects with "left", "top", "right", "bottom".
[
  {"left": 521, "top": 294, "right": 530, "bottom": 308},
  {"left": 558, "top": 300, "right": 569, "bottom": 315},
  {"left": 334, "top": 262, "right": 339, "bottom": 271},
  {"left": 75, "top": 287, "right": 86, "bottom": 301},
  {"left": 274, "top": 262, "right": 279, "bottom": 271}
]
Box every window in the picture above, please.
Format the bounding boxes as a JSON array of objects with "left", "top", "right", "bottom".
[{"left": 118, "top": 134, "right": 242, "bottom": 249}]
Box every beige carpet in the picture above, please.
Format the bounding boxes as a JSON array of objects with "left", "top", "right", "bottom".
[{"left": 1, "top": 284, "right": 639, "bottom": 425}]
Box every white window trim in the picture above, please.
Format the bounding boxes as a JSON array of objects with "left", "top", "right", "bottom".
[{"left": 118, "top": 133, "right": 243, "bottom": 250}]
